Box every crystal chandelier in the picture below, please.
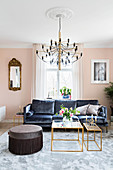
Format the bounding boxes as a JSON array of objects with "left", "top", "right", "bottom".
[{"left": 36, "top": 8, "right": 83, "bottom": 70}]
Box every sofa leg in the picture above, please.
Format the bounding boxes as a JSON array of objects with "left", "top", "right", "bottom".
[{"left": 106, "top": 127, "right": 108, "bottom": 133}]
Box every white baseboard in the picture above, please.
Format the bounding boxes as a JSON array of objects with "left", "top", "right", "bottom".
[{"left": 2, "top": 119, "right": 23, "bottom": 123}]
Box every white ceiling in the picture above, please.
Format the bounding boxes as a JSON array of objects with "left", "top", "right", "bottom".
[{"left": 0, "top": 0, "right": 113, "bottom": 48}]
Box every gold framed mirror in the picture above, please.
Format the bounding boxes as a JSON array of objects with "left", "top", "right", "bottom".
[{"left": 8, "top": 58, "right": 22, "bottom": 91}]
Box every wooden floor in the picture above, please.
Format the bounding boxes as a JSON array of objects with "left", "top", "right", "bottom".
[
  {"left": 0, "top": 122, "right": 22, "bottom": 136},
  {"left": 0, "top": 122, "right": 113, "bottom": 136}
]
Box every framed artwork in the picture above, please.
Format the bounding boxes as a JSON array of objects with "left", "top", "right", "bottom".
[{"left": 91, "top": 59, "right": 109, "bottom": 84}]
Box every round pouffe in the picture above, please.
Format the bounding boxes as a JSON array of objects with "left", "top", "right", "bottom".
[{"left": 8, "top": 125, "right": 43, "bottom": 155}]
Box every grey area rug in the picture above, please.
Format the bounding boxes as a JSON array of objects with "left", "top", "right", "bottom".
[{"left": 0, "top": 130, "right": 113, "bottom": 170}]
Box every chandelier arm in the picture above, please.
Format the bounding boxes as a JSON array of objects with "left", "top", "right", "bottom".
[
  {"left": 72, "top": 55, "right": 82, "bottom": 64},
  {"left": 37, "top": 54, "right": 50, "bottom": 63},
  {"left": 51, "top": 51, "right": 58, "bottom": 56},
  {"left": 50, "top": 48, "right": 58, "bottom": 53}
]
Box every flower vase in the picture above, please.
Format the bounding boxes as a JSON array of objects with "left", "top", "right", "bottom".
[
  {"left": 63, "top": 116, "right": 72, "bottom": 126},
  {"left": 63, "top": 95, "right": 70, "bottom": 99}
]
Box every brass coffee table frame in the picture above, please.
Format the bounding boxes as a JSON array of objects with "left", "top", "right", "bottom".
[
  {"left": 83, "top": 123, "right": 102, "bottom": 151},
  {"left": 51, "top": 122, "right": 84, "bottom": 152}
]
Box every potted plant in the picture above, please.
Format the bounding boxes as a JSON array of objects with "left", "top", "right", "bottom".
[
  {"left": 60, "top": 86, "right": 71, "bottom": 99},
  {"left": 104, "top": 82, "right": 113, "bottom": 120}
]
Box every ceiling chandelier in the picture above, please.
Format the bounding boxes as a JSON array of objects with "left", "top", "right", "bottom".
[{"left": 36, "top": 7, "right": 83, "bottom": 70}]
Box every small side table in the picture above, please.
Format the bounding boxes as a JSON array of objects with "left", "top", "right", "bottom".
[
  {"left": 83, "top": 123, "right": 102, "bottom": 151},
  {"left": 13, "top": 112, "right": 24, "bottom": 126}
]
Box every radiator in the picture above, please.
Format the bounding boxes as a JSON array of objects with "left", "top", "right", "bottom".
[{"left": 0, "top": 106, "right": 6, "bottom": 122}]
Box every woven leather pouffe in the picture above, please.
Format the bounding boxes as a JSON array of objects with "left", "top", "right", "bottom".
[{"left": 8, "top": 125, "right": 43, "bottom": 155}]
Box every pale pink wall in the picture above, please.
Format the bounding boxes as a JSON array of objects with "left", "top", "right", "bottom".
[
  {"left": 0, "top": 47, "right": 113, "bottom": 121},
  {"left": 83, "top": 48, "right": 113, "bottom": 120},
  {"left": 0, "top": 48, "right": 32, "bottom": 119}
]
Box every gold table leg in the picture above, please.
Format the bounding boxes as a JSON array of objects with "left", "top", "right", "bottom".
[
  {"left": 51, "top": 128, "right": 53, "bottom": 151},
  {"left": 82, "top": 128, "right": 84, "bottom": 151},
  {"left": 87, "top": 131, "right": 89, "bottom": 151},
  {"left": 100, "top": 130, "right": 102, "bottom": 151},
  {"left": 94, "top": 131, "right": 95, "bottom": 141},
  {"left": 78, "top": 129, "right": 79, "bottom": 141}
]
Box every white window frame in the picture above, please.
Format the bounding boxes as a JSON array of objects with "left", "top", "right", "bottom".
[{"left": 46, "top": 67, "right": 72, "bottom": 98}]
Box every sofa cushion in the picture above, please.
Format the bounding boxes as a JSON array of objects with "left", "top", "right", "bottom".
[
  {"left": 52, "top": 114, "right": 63, "bottom": 120},
  {"left": 52, "top": 114, "right": 79, "bottom": 121},
  {"left": 87, "top": 104, "right": 102, "bottom": 116},
  {"left": 55, "top": 100, "right": 76, "bottom": 113},
  {"left": 76, "top": 100, "right": 98, "bottom": 107},
  {"left": 26, "top": 115, "right": 52, "bottom": 123},
  {"left": 78, "top": 115, "right": 106, "bottom": 124},
  {"left": 76, "top": 105, "right": 89, "bottom": 115},
  {"left": 98, "top": 106, "right": 105, "bottom": 117},
  {"left": 32, "top": 99, "right": 55, "bottom": 115}
]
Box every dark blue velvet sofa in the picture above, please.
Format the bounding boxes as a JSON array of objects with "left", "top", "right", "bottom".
[{"left": 24, "top": 99, "right": 108, "bottom": 131}]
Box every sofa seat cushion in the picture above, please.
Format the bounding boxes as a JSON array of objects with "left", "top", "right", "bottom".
[
  {"left": 32, "top": 99, "right": 55, "bottom": 115},
  {"left": 71, "top": 115, "right": 79, "bottom": 121},
  {"left": 26, "top": 115, "right": 52, "bottom": 123},
  {"left": 78, "top": 115, "right": 106, "bottom": 123},
  {"left": 55, "top": 100, "right": 77, "bottom": 113},
  {"left": 52, "top": 114, "right": 63, "bottom": 120},
  {"left": 52, "top": 115, "right": 79, "bottom": 121}
]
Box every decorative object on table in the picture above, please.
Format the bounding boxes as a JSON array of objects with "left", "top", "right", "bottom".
[
  {"left": 104, "top": 82, "right": 113, "bottom": 123},
  {"left": 60, "top": 86, "right": 71, "bottom": 99},
  {"left": 91, "top": 59, "right": 109, "bottom": 84},
  {"left": 56, "top": 105, "right": 80, "bottom": 125},
  {"left": 36, "top": 7, "right": 83, "bottom": 70},
  {"left": 86, "top": 114, "right": 97, "bottom": 126}
]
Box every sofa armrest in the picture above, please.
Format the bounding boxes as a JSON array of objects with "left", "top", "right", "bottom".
[
  {"left": 23, "top": 104, "right": 32, "bottom": 123},
  {"left": 101, "top": 106, "right": 107, "bottom": 122}
]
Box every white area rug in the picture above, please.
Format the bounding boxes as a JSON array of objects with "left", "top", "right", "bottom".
[{"left": 0, "top": 130, "right": 113, "bottom": 170}]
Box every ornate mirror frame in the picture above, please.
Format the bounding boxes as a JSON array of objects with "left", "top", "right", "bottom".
[{"left": 8, "top": 58, "right": 22, "bottom": 91}]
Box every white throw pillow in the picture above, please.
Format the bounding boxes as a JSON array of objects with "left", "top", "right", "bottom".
[
  {"left": 76, "top": 105, "right": 89, "bottom": 115},
  {"left": 87, "top": 104, "right": 101, "bottom": 116}
]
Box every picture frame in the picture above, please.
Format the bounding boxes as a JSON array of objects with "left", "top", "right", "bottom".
[{"left": 91, "top": 59, "right": 109, "bottom": 84}]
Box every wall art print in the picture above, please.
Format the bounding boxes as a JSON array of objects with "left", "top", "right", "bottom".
[{"left": 91, "top": 59, "right": 109, "bottom": 84}]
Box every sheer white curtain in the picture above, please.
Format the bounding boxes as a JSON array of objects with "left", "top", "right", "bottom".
[
  {"left": 72, "top": 58, "right": 83, "bottom": 100},
  {"left": 32, "top": 44, "right": 47, "bottom": 99}
]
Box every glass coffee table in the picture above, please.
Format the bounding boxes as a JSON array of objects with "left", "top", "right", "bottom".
[
  {"left": 83, "top": 123, "right": 102, "bottom": 151},
  {"left": 51, "top": 121, "right": 84, "bottom": 152}
]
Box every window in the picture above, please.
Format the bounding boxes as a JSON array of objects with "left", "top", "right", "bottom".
[{"left": 46, "top": 64, "right": 72, "bottom": 99}]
